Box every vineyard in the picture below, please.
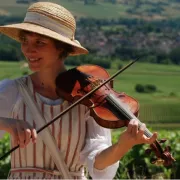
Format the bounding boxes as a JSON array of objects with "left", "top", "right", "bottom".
[
  {"left": 0, "top": 0, "right": 180, "bottom": 178},
  {"left": 112, "top": 130, "right": 180, "bottom": 179},
  {"left": 0, "top": 61, "right": 179, "bottom": 178},
  {"left": 0, "top": 60, "right": 180, "bottom": 129}
]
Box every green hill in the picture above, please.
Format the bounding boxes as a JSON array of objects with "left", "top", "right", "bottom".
[
  {"left": 0, "top": 60, "right": 180, "bottom": 129},
  {"left": 0, "top": 0, "right": 180, "bottom": 130},
  {"left": 1, "top": 0, "right": 180, "bottom": 19}
]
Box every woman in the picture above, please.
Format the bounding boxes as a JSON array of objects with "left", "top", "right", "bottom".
[{"left": 0, "top": 2, "right": 157, "bottom": 179}]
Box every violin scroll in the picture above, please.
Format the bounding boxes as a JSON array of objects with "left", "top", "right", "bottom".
[
  {"left": 145, "top": 139, "right": 175, "bottom": 166},
  {"left": 56, "top": 64, "right": 176, "bottom": 167}
]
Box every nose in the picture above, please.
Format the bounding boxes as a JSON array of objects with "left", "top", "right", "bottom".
[{"left": 21, "top": 43, "right": 37, "bottom": 55}]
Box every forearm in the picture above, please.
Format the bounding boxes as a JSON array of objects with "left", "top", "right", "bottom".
[
  {"left": 0, "top": 117, "right": 13, "bottom": 133},
  {"left": 94, "top": 119, "right": 157, "bottom": 170},
  {"left": 0, "top": 117, "right": 8, "bottom": 131},
  {"left": 94, "top": 141, "right": 132, "bottom": 170}
]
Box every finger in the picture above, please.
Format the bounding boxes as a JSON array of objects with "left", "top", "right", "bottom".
[
  {"left": 147, "top": 132, "right": 158, "bottom": 144},
  {"left": 24, "top": 129, "right": 31, "bottom": 146},
  {"left": 16, "top": 123, "right": 26, "bottom": 148},
  {"left": 127, "top": 119, "right": 134, "bottom": 133},
  {"left": 31, "top": 128, "right": 37, "bottom": 143},
  {"left": 138, "top": 123, "right": 146, "bottom": 137},
  {"left": 131, "top": 120, "right": 138, "bottom": 136}
]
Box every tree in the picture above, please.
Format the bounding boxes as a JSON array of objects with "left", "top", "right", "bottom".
[{"left": 169, "top": 47, "right": 180, "bottom": 65}]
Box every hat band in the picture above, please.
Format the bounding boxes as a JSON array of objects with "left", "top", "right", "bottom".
[{"left": 24, "top": 12, "right": 74, "bottom": 40}]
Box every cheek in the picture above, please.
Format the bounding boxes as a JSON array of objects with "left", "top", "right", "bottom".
[
  {"left": 21, "top": 45, "right": 25, "bottom": 54},
  {"left": 46, "top": 49, "right": 61, "bottom": 59},
  {"left": 21, "top": 44, "right": 29, "bottom": 57}
]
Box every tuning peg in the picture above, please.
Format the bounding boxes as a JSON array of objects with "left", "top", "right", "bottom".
[
  {"left": 159, "top": 139, "right": 167, "bottom": 143},
  {"left": 165, "top": 146, "right": 171, "bottom": 152},
  {"left": 145, "top": 148, "right": 152, "bottom": 155}
]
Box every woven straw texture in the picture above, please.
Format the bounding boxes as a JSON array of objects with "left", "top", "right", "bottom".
[
  {"left": 29, "top": 2, "right": 76, "bottom": 32},
  {"left": 0, "top": 2, "right": 88, "bottom": 56}
]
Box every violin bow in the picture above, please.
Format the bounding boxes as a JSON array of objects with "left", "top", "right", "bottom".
[{"left": 0, "top": 58, "right": 139, "bottom": 161}]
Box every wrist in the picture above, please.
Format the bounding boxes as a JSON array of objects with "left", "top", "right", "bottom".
[
  {"left": 0, "top": 118, "right": 13, "bottom": 134},
  {"left": 116, "top": 140, "right": 133, "bottom": 153}
]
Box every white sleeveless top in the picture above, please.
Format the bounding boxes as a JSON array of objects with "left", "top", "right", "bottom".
[{"left": 0, "top": 76, "right": 119, "bottom": 179}]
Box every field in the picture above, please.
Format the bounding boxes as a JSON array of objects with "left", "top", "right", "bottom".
[
  {"left": 111, "top": 61, "right": 180, "bottom": 130},
  {"left": 1, "top": 0, "right": 180, "bottom": 19},
  {"left": 0, "top": 60, "right": 179, "bottom": 178},
  {"left": 0, "top": 60, "right": 180, "bottom": 130},
  {"left": 0, "top": 1, "right": 180, "bottom": 178}
]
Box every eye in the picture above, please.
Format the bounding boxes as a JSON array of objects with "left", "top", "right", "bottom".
[
  {"left": 19, "top": 36, "right": 27, "bottom": 44},
  {"left": 36, "top": 40, "right": 46, "bottom": 46}
]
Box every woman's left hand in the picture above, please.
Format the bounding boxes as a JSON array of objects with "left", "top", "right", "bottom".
[{"left": 118, "top": 119, "right": 157, "bottom": 149}]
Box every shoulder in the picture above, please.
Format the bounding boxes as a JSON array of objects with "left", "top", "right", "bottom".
[
  {"left": 0, "top": 79, "right": 19, "bottom": 104},
  {"left": 0, "top": 78, "right": 25, "bottom": 117},
  {"left": 0, "top": 79, "right": 16, "bottom": 92},
  {"left": 0, "top": 76, "right": 27, "bottom": 92},
  {"left": 0, "top": 76, "right": 27, "bottom": 96}
]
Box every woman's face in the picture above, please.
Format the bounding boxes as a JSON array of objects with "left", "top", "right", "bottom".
[{"left": 20, "top": 31, "right": 62, "bottom": 72}]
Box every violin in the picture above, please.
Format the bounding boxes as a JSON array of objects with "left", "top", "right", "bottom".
[
  {"left": 0, "top": 60, "right": 175, "bottom": 167},
  {"left": 55, "top": 64, "right": 175, "bottom": 167}
]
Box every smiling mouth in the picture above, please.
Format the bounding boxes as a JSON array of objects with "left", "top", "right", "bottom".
[{"left": 28, "top": 58, "right": 41, "bottom": 62}]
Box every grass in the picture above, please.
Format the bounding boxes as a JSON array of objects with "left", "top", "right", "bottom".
[
  {"left": 1, "top": 0, "right": 180, "bottom": 19},
  {"left": 0, "top": 61, "right": 23, "bottom": 79},
  {"left": 110, "top": 61, "right": 180, "bottom": 101},
  {"left": 109, "top": 61, "right": 180, "bottom": 130},
  {"left": 0, "top": 60, "right": 180, "bottom": 130}
]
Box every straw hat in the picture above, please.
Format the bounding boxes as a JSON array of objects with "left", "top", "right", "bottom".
[{"left": 0, "top": 2, "right": 88, "bottom": 56}]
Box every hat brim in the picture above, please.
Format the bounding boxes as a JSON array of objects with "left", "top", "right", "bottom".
[{"left": 0, "top": 22, "right": 89, "bottom": 56}]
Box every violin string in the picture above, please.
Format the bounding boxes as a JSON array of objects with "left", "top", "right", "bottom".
[
  {"left": 106, "top": 94, "right": 153, "bottom": 138},
  {"left": 0, "top": 60, "right": 140, "bottom": 160}
]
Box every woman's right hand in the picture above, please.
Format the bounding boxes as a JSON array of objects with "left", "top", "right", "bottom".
[
  {"left": 0, "top": 117, "right": 37, "bottom": 148},
  {"left": 118, "top": 119, "right": 157, "bottom": 149}
]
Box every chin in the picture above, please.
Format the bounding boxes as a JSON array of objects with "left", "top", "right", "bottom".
[{"left": 29, "top": 66, "right": 41, "bottom": 72}]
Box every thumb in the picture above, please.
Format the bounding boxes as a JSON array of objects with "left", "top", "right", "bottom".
[{"left": 147, "top": 132, "right": 158, "bottom": 144}]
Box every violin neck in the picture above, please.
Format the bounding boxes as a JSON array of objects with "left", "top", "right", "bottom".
[{"left": 106, "top": 94, "right": 153, "bottom": 138}]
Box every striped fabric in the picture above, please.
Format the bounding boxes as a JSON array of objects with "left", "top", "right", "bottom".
[{"left": 8, "top": 77, "right": 88, "bottom": 179}]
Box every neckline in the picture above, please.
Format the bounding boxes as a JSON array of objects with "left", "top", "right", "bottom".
[{"left": 27, "top": 76, "right": 66, "bottom": 106}]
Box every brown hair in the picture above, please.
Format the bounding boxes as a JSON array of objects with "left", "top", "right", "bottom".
[{"left": 54, "top": 40, "right": 74, "bottom": 59}]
